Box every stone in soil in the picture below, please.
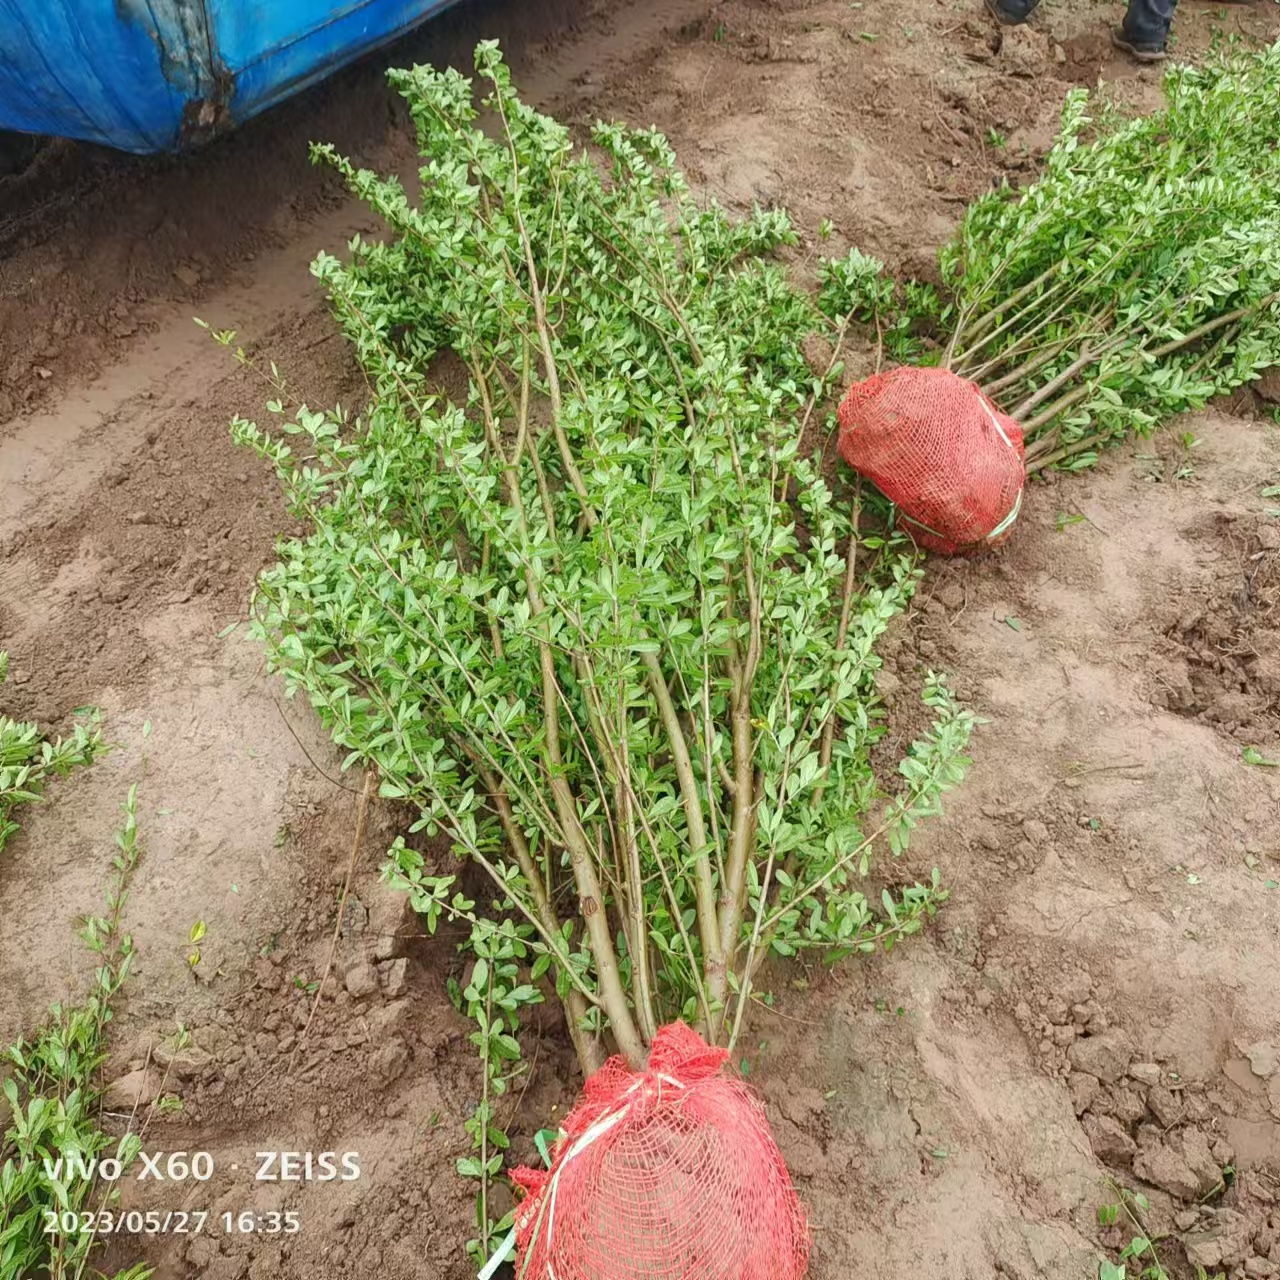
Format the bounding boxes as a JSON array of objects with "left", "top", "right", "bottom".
[
  {"left": 254, "top": 956, "right": 282, "bottom": 990},
  {"left": 1182, "top": 1209, "right": 1254, "bottom": 1270},
  {"left": 1069, "top": 1072, "right": 1101, "bottom": 1116},
  {"left": 368, "top": 998, "right": 413, "bottom": 1042},
  {"left": 370, "top": 1037, "right": 411, "bottom": 1086},
  {"left": 1147, "top": 1084, "right": 1184, "bottom": 1127},
  {"left": 1110, "top": 1087, "right": 1147, "bottom": 1125},
  {"left": 1180, "top": 1127, "right": 1222, "bottom": 1196},
  {"left": 365, "top": 883, "right": 415, "bottom": 961},
  {"left": 1058, "top": 970, "right": 1093, "bottom": 1006},
  {"left": 1243, "top": 1041, "right": 1278, "bottom": 1079},
  {"left": 998, "top": 25, "right": 1051, "bottom": 77},
  {"left": 1067, "top": 1030, "right": 1132, "bottom": 1084},
  {"left": 1023, "top": 818, "right": 1050, "bottom": 847},
  {"left": 378, "top": 957, "right": 409, "bottom": 998},
  {"left": 102, "top": 1067, "right": 161, "bottom": 1110},
  {"left": 185, "top": 1236, "right": 218, "bottom": 1269},
  {"left": 344, "top": 959, "right": 380, "bottom": 999},
  {"left": 152, "top": 1043, "right": 215, "bottom": 1079},
  {"left": 1082, "top": 1113, "right": 1136, "bottom": 1165},
  {"left": 1134, "top": 1141, "right": 1201, "bottom": 1201}
]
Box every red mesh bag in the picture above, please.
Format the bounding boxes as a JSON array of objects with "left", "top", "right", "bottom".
[
  {"left": 510, "top": 1022, "right": 809, "bottom": 1280},
  {"left": 837, "top": 366, "right": 1026, "bottom": 555}
]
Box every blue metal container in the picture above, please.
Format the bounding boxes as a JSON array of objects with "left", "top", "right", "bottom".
[{"left": 0, "top": 0, "right": 461, "bottom": 155}]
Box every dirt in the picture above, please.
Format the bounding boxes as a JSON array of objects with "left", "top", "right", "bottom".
[
  {"left": 2, "top": 0, "right": 1279, "bottom": 1278},
  {"left": 759, "top": 411, "right": 1280, "bottom": 1278}
]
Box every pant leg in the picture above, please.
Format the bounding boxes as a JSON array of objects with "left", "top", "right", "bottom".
[
  {"left": 996, "top": 0, "right": 1041, "bottom": 20},
  {"left": 1122, "top": 0, "right": 1177, "bottom": 44}
]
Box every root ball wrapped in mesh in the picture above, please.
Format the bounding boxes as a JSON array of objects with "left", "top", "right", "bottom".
[
  {"left": 837, "top": 366, "right": 1026, "bottom": 555},
  {"left": 510, "top": 1023, "right": 809, "bottom": 1280}
]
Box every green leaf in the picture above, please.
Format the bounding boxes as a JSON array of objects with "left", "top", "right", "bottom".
[
  {"left": 534, "top": 1129, "right": 559, "bottom": 1168},
  {"left": 493, "top": 1033, "right": 522, "bottom": 1060}
]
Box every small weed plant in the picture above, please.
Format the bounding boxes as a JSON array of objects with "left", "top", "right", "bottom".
[
  {"left": 1097, "top": 1182, "right": 1225, "bottom": 1280},
  {"left": 1, "top": 787, "right": 149, "bottom": 1280},
  {"left": 231, "top": 43, "right": 973, "bottom": 1257},
  {"left": 1, "top": 652, "right": 105, "bottom": 856},
  {"left": 1098, "top": 1185, "right": 1170, "bottom": 1280}
]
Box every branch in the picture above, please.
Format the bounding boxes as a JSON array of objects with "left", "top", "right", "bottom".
[
  {"left": 643, "top": 650, "right": 722, "bottom": 982},
  {"left": 1011, "top": 342, "right": 1108, "bottom": 420},
  {"left": 1021, "top": 383, "right": 1094, "bottom": 437},
  {"left": 1025, "top": 428, "right": 1109, "bottom": 473},
  {"left": 945, "top": 260, "right": 1063, "bottom": 367},
  {"left": 1145, "top": 294, "right": 1277, "bottom": 359},
  {"left": 614, "top": 745, "right": 658, "bottom": 1044},
  {"left": 980, "top": 334, "right": 1075, "bottom": 398},
  {"left": 477, "top": 762, "right": 602, "bottom": 1075},
  {"left": 537, "top": 637, "right": 645, "bottom": 1066},
  {"left": 709, "top": 658, "right": 757, "bottom": 1040},
  {"left": 492, "top": 83, "right": 598, "bottom": 532},
  {"left": 813, "top": 494, "right": 862, "bottom": 813}
]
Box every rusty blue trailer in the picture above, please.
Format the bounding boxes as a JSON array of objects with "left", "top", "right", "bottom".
[{"left": 0, "top": 0, "right": 461, "bottom": 154}]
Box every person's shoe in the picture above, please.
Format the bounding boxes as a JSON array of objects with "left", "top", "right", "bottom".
[
  {"left": 985, "top": 0, "right": 1037, "bottom": 24},
  {"left": 1111, "top": 26, "right": 1168, "bottom": 61}
]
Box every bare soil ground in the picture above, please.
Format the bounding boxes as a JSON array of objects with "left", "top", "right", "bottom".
[{"left": 2, "top": 1, "right": 1279, "bottom": 1278}]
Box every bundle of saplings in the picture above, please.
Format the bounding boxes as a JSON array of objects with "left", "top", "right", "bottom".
[
  {"left": 230, "top": 42, "right": 972, "bottom": 1275},
  {"left": 823, "top": 43, "right": 1280, "bottom": 478}
]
